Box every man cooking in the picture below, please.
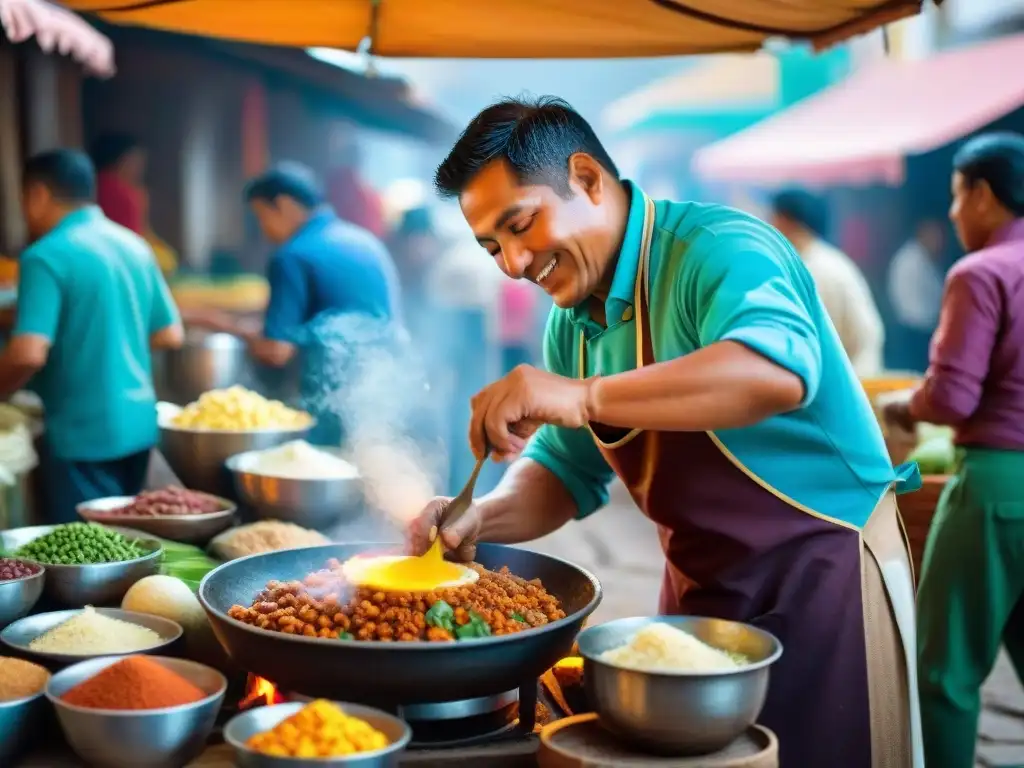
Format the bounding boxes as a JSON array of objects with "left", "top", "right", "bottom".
[
  {"left": 189, "top": 162, "right": 401, "bottom": 446},
  {"left": 409, "top": 97, "right": 921, "bottom": 768}
]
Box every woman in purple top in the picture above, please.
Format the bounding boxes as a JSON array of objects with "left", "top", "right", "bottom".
[{"left": 886, "top": 132, "right": 1024, "bottom": 768}]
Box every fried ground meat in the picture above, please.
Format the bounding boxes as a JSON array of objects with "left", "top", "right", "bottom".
[{"left": 227, "top": 560, "right": 566, "bottom": 642}]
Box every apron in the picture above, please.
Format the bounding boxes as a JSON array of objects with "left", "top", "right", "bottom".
[{"left": 581, "top": 194, "right": 923, "bottom": 768}]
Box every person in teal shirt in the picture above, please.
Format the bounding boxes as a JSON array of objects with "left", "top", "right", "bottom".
[
  {"left": 410, "top": 97, "right": 922, "bottom": 767},
  {"left": 0, "top": 149, "right": 182, "bottom": 522}
]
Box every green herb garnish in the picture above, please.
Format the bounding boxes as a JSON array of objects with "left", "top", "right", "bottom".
[
  {"left": 338, "top": 632, "right": 354, "bottom": 641},
  {"left": 512, "top": 613, "right": 526, "bottom": 623},
  {"left": 425, "top": 600, "right": 455, "bottom": 633},
  {"left": 455, "top": 611, "right": 492, "bottom": 640}
]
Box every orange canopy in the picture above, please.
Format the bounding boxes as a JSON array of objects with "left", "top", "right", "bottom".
[{"left": 64, "top": 0, "right": 931, "bottom": 58}]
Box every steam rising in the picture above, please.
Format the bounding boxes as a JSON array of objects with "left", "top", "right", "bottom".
[{"left": 303, "top": 313, "right": 445, "bottom": 528}]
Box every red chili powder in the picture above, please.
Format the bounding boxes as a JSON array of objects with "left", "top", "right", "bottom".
[{"left": 61, "top": 656, "right": 207, "bottom": 710}]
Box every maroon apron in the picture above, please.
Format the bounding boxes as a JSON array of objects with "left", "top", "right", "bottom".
[{"left": 581, "top": 197, "right": 908, "bottom": 767}]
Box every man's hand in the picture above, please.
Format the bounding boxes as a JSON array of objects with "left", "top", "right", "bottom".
[
  {"left": 469, "top": 365, "right": 592, "bottom": 461},
  {"left": 882, "top": 400, "right": 917, "bottom": 435}
]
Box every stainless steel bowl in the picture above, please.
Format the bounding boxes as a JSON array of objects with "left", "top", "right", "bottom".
[
  {"left": 46, "top": 655, "right": 226, "bottom": 768},
  {"left": 153, "top": 331, "right": 254, "bottom": 406},
  {"left": 158, "top": 406, "right": 313, "bottom": 497},
  {"left": 0, "top": 566, "right": 44, "bottom": 629},
  {"left": 0, "top": 525, "right": 163, "bottom": 605},
  {"left": 0, "top": 689, "right": 47, "bottom": 763},
  {"left": 225, "top": 448, "right": 362, "bottom": 530},
  {"left": 225, "top": 701, "right": 412, "bottom": 767},
  {"left": 576, "top": 616, "right": 783, "bottom": 756},
  {"left": 77, "top": 495, "right": 237, "bottom": 545},
  {"left": 1, "top": 608, "right": 183, "bottom": 665}
]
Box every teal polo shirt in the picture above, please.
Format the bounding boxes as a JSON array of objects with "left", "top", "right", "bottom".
[
  {"left": 522, "top": 183, "right": 914, "bottom": 530},
  {"left": 15, "top": 206, "right": 179, "bottom": 461}
]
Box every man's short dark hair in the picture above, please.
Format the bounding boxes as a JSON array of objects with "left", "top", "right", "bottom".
[
  {"left": 770, "top": 188, "right": 830, "bottom": 239},
  {"left": 89, "top": 133, "right": 141, "bottom": 172},
  {"left": 23, "top": 149, "right": 96, "bottom": 203},
  {"left": 434, "top": 96, "right": 620, "bottom": 200},
  {"left": 244, "top": 162, "right": 323, "bottom": 209},
  {"left": 954, "top": 132, "right": 1024, "bottom": 216}
]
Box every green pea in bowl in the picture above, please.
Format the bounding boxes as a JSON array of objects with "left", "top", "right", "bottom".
[{"left": 0, "top": 525, "right": 162, "bottom": 606}]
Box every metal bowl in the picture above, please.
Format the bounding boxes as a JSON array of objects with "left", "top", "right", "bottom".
[
  {"left": 77, "top": 495, "right": 237, "bottom": 545},
  {"left": 225, "top": 702, "right": 412, "bottom": 767},
  {"left": 153, "top": 331, "right": 254, "bottom": 406},
  {"left": 0, "top": 689, "right": 47, "bottom": 763},
  {"left": 576, "top": 616, "right": 783, "bottom": 756},
  {"left": 158, "top": 403, "right": 313, "bottom": 497},
  {"left": 0, "top": 525, "right": 163, "bottom": 605},
  {"left": 0, "top": 566, "right": 45, "bottom": 629},
  {"left": 1, "top": 608, "right": 183, "bottom": 665},
  {"left": 46, "top": 655, "right": 226, "bottom": 768},
  {"left": 225, "top": 448, "right": 362, "bottom": 530}
]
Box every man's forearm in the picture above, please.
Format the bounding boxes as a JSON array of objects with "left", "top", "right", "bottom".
[
  {"left": 586, "top": 340, "right": 804, "bottom": 432},
  {"left": 476, "top": 459, "right": 577, "bottom": 544}
]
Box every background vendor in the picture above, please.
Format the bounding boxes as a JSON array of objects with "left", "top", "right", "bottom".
[
  {"left": 189, "top": 162, "right": 402, "bottom": 447},
  {"left": 885, "top": 132, "right": 1024, "bottom": 768},
  {"left": 0, "top": 149, "right": 182, "bottom": 522},
  {"left": 769, "top": 188, "right": 884, "bottom": 376},
  {"left": 412, "top": 97, "right": 921, "bottom": 768}
]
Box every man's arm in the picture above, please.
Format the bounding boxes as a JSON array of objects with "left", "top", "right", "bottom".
[
  {"left": 148, "top": 262, "right": 184, "bottom": 350},
  {"left": 587, "top": 227, "right": 818, "bottom": 432},
  {"left": 909, "top": 271, "right": 998, "bottom": 425},
  {"left": 0, "top": 256, "right": 60, "bottom": 398},
  {"left": 480, "top": 308, "right": 615, "bottom": 541}
]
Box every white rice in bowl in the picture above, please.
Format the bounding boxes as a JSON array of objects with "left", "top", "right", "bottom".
[{"left": 599, "top": 622, "right": 745, "bottom": 672}]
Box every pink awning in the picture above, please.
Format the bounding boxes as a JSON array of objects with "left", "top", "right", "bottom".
[
  {"left": 1, "top": 0, "right": 114, "bottom": 76},
  {"left": 692, "top": 34, "right": 1024, "bottom": 186}
]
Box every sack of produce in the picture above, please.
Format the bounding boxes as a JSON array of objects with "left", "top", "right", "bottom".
[{"left": 209, "top": 520, "right": 328, "bottom": 561}]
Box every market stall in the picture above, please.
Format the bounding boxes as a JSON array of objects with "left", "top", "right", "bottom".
[{"left": 2, "top": 1, "right": 939, "bottom": 765}]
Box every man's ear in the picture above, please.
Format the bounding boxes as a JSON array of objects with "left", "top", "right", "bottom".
[{"left": 567, "top": 153, "right": 604, "bottom": 204}]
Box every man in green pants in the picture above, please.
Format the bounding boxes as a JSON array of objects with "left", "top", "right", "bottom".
[{"left": 886, "top": 132, "right": 1024, "bottom": 767}]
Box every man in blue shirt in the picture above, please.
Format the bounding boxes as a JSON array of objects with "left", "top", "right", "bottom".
[
  {"left": 410, "top": 97, "right": 922, "bottom": 767},
  {"left": 0, "top": 149, "right": 182, "bottom": 522},
  {"left": 194, "top": 162, "right": 401, "bottom": 446}
]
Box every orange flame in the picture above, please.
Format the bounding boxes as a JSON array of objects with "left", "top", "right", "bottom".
[{"left": 240, "top": 675, "right": 284, "bottom": 709}]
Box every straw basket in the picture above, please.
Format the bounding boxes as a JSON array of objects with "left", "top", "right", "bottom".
[{"left": 897, "top": 474, "right": 951, "bottom": 580}]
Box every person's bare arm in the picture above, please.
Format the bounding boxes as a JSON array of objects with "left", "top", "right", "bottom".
[
  {"left": 150, "top": 322, "right": 184, "bottom": 350},
  {"left": 475, "top": 458, "right": 578, "bottom": 543}
]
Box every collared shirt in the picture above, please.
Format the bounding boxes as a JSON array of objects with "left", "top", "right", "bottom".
[
  {"left": 801, "top": 238, "right": 885, "bottom": 377},
  {"left": 15, "top": 206, "right": 178, "bottom": 460},
  {"left": 522, "top": 182, "right": 900, "bottom": 530},
  {"left": 263, "top": 207, "right": 401, "bottom": 445},
  {"left": 263, "top": 207, "right": 401, "bottom": 343},
  {"left": 910, "top": 218, "right": 1024, "bottom": 450}
]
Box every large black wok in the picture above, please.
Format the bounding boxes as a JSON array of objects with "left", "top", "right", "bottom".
[{"left": 199, "top": 543, "right": 602, "bottom": 705}]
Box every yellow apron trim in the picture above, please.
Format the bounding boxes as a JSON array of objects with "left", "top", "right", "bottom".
[
  {"left": 704, "top": 431, "right": 861, "bottom": 531},
  {"left": 580, "top": 195, "right": 655, "bottom": 450},
  {"left": 580, "top": 190, "right": 865, "bottom": 533}
]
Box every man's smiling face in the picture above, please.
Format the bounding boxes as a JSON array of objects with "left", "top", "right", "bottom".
[{"left": 458, "top": 156, "right": 614, "bottom": 309}]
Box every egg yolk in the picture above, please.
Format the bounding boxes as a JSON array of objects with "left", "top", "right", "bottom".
[{"left": 357, "top": 539, "right": 467, "bottom": 592}]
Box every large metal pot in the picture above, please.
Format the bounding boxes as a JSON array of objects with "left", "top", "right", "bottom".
[{"left": 153, "top": 331, "right": 255, "bottom": 406}]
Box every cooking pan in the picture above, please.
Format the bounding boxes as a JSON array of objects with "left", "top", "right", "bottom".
[{"left": 199, "top": 543, "right": 601, "bottom": 705}]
